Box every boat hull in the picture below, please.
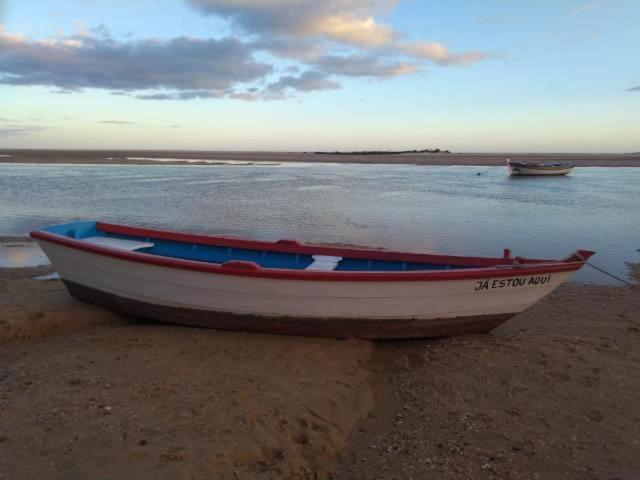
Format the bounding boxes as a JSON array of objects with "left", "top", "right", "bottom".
[
  {"left": 63, "top": 280, "right": 514, "bottom": 338},
  {"left": 507, "top": 163, "right": 574, "bottom": 176},
  {"left": 36, "top": 239, "right": 576, "bottom": 338}
]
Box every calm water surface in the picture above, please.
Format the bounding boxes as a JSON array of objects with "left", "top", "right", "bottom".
[{"left": 1, "top": 162, "right": 638, "bottom": 283}]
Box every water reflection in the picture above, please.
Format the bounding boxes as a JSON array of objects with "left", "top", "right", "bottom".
[{"left": 1, "top": 163, "right": 638, "bottom": 283}]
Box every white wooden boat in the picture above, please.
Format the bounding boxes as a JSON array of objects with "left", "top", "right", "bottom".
[
  {"left": 507, "top": 159, "right": 575, "bottom": 176},
  {"left": 30, "top": 221, "right": 594, "bottom": 339}
]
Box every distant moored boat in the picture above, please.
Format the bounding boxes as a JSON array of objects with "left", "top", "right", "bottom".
[
  {"left": 506, "top": 159, "right": 575, "bottom": 176},
  {"left": 31, "top": 221, "right": 594, "bottom": 339}
]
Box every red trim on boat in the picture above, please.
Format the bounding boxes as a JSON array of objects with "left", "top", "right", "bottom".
[
  {"left": 30, "top": 224, "right": 591, "bottom": 282},
  {"left": 221, "top": 260, "right": 261, "bottom": 271}
]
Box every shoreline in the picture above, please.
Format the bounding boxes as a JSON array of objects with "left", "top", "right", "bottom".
[
  {"left": 1, "top": 149, "right": 639, "bottom": 167},
  {"left": 1, "top": 264, "right": 639, "bottom": 478}
]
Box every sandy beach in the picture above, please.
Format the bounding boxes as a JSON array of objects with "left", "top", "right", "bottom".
[
  {"left": 3, "top": 1, "right": 638, "bottom": 477},
  {"left": 336, "top": 280, "right": 640, "bottom": 479},
  {"left": 1, "top": 257, "right": 638, "bottom": 479},
  {"left": 1, "top": 149, "right": 639, "bottom": 167},
  {"left": 0, "top": 266, "right": 376, "bottom": 479}
]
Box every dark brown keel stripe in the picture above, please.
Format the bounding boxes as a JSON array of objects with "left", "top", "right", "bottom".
[{"left": 64, "top": 280, "right": 515, "bottom": 339}]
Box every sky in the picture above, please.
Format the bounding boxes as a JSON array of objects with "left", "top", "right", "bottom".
[{"left": 0, "top": 0, "right": 638, "bottom": 152}]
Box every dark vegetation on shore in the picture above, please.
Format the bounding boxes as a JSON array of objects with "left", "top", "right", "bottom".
[{"left": 312, "top": 148, "right": 452, "bottom": 155}]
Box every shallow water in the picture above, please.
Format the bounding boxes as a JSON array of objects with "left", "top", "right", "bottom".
[
  {"left": 1, "top": 162, "right": 638, "bottom": 283},
  {"left": 124, "top": 156, "right": 283, "bottom": 165}
]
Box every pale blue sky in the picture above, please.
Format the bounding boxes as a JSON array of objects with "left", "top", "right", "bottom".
[{"left": 1, "top": 0, "right": 638, "bottom": 152}]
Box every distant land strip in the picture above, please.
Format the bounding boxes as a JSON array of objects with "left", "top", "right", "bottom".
[
  {"left": 312, "top": 148, "right": 451, "bottom": 155},
  {"left": 0, "top": 149, "right": 639, "bottom": 167}
]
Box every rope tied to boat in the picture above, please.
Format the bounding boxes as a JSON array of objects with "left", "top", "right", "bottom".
[{"left": 585, "top": 262, "right": 634, "bottom": 286}]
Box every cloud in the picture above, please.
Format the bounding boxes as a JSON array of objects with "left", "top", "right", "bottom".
[
  {"left": 0, "top": 125, "right": 48, "bottom": 136},
  {"left": 135, "top": 89, "right": 224, "bottom": 100},
  {"left": 0, "top": 1, "right": 491, "bottom": 103},
  {"left": 309, "top": 14, "right": 395, "bottom": 47},
  {"left": 627, "top": 86, "right": 640, "bottom": 92},
  {"left": 229, "top": 71, "right": 341, "bottom": 101},
  {"left": 0, "top": 27, "right": 271, "bottom": 96},
  {"left": 98, "top": 120, "right": 143, "bottom": 125},
  {"left": 228, "top": 91, "right": 260, "bottom": 101},
  {"left": 254, "top": 38, "right": 325, "bottom": 61},
  {"left": 264, "top": 70, "right": 341, "bottom": 98},
  {"left": 314, "top": 54, "right": 418, "bottom": 77},
  {"left": 187, "top": 0, "right": 398, "bottom": 47},
  {"left": 187, "top": 0, "right": 489, "bottom": 66},
  {"left": 397, "top": 42, "right": 488, "bottom": 66}
]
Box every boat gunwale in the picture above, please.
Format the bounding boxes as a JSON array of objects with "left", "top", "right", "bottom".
[{"left": 30, "top": 222, "right": 590, "bottom": 282}]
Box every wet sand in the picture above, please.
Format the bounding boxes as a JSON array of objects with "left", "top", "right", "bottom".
[
  {"left": 1, "top": 149, "right": 639, "bottom": 167},
  {"left": 1, "top": 264, "right": 639, "bottom": 479}
]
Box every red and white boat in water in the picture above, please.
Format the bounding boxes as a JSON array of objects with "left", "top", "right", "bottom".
[
  {"left": 31, "top": 221, "right": 594, "bottom": 339},
  {"left": 507, "top": 159, "right": 575, "bottom": 176}
]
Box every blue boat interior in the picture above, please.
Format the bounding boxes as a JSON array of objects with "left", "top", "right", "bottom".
[{"left": 42, "top": 221, "right": 477, "bottom": 272}]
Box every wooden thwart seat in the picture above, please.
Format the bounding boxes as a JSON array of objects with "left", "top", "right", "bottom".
[
  {"left": 305, "top": 255, "right": 342, "bottom": 271},
  {"left": 82, "top": 236, "right": 154, "bottom": 251}
]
